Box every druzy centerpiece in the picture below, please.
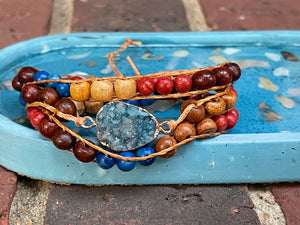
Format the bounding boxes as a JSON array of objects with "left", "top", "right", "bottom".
[{"left": 96, "top": 101, "right": 159, "bottom": 151}]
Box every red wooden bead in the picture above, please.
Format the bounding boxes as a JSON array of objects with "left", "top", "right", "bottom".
[
  {"left": 137, "top": 78, "right": 155, "bottom": 96},
  {"left": 213, "top": 115, "right": 227, "bottom": 132},
  {"left": 174, "top": 74, "right": 192, "bottom": 93},
  {"left": 30, "top": 111, "right": 45, "bottom": 129},
  {"left": 27, "top": 107, "right": 41, "bottom": 120},
  {"left": 71, "top": 76, "right": 84, "bottom": 80},
  {"left": 155, "top": 77, "right": 174, "bottom": 95}
]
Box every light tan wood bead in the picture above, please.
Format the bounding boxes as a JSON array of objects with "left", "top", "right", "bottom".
[
  {"left": 205, "top": 97, "right": 226, "bottom": 116},
  {"left": 114, "top": 79, "right": 137, "bottom": 99},
  {"left": 221, "top": 92, "right": 237, "bottom": 110},
  {"left": 90, "top": 80, "right": 114, "bottom": 101}
]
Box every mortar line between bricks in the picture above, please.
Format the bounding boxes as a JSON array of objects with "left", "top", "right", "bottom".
[
  {"left": 181, "top": 0, "right": 211, "bottom": 31},
  {"left": 248, "top": 185, "right": 286, "bottom": 225},
  {"left": 49, "top": 0, "right": 74, "bottom": 35}
]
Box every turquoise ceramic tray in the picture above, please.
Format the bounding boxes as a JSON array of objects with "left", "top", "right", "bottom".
[{"left": 0, "top": 32, "right": 299, "bottom": 184}]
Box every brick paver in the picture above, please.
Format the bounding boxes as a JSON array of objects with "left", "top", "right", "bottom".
[
  {"left": 0, "top": 0, "right": 53, "bottom": 49},
  {"left": 199, "top": 0, "right": 300, "bottom": 30},
  {"left": 1, "top": 0, "right": 300, "bottom": 224},
  {"left": 45, "top": 185, "right": 259, "bottom": 225},
  {"left": 0, "top": 167, "right": 18, "bottom": 225},
  {"left": 0, "top": 1, "right": 53, "bottom": 224},
  {"left": 72, "top": 0, "right": 190, "bottom": 32},
  {"left": 272, "top": 184, "right": 300, "bottom": 225}
]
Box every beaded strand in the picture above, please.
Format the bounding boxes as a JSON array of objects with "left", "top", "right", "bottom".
[{"left": 12, "top": 39, "right": 241, "bottom": 172}]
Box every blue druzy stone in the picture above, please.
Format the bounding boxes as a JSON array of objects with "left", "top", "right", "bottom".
[{"left": 96, "top": 101, "right": 158, "bottom": 152}]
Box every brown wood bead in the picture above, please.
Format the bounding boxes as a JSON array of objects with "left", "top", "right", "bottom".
[
  {"left": 70, "top": 81, "right": 90, "bottom": 102},
  {"left": 72, "top": 100, "right": 85, "bottom": 115},
  {"left": 38, "top": 116, "right": 59, "bottom": 138},
  {"left": 84, "top": 100, "right": 104, "bottom": 114},
  {"left": 174, "top": 122, "right": 196, "bottom": 142},
  {"left": 54, "top": 97, "right": 77, "bottom": 121},
  {"left": 154, "top": 136, "right": 177, "bottom": 158},
  {"left": 90, "top": 80, "right": 114, "bottom": 101},
  {"left": 52, "top": 129, "right": 76, "bottom": 150},
  {"left": 21, "top": 84, "right": 40, "bottom": 103},
  {"left": 114, "top": 79, "right": 137, "bottom": 99},
  {"left": 73, "top": 141, "right": 97, "bottom": 163},
  {"left": 205, "top": 97, "right": 226, "bottom": 116},
  {"left": 180, "top": 99, "right": 205, "bottom": 123},
  {"left": 221, "top": 92, "right": 237, "bottom": 110},
  {"left": 196, "top": 118, "right": 217, "bottom": 135},
  {"left": 37, "top": 87, "right": 60, "bottom": 106}
]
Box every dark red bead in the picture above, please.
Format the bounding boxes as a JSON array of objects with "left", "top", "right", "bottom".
[
  {"left": 212, "top": 67, "right": 233, "bottom": 85},
  {"left": 39, "top": 116, "right": 59, "bottom": 138},
  {"left": 229, "top": 108, "right": 239, "bottom": 120},
  {"left": 73, "top": 141, "right": 97, "bottom": 163},
  {"left": 213, "top": 115, "right": 227, "bottom": 132},
  {"left": 37, "top": 87, "right": 60, "bottom": 105},
  {"left": 137, "top": 78, "right": 155, "bottom": 96},
  {"left": 192, "top": 70, "right": 216, "bottom": 90},
  {"left": 52, "top": 129, "right": 76, "bottom": 150},
  {"left": 71, "top": 76, "right": 83, "bottom": 80},
  {"left": 174, "top": 74, "right": 192, "bottom": 93},
  {"left": 12, "top": 76, "right": 23, "bottom": 92},
  {"left": 21, "top": 84, "right": 40, "bottom": 103},
  {"left": 54, "top": 97, "right": 76, "bottom": 121},
  {"left": 155, "top": 77, "right": 174, "bottom": 95},
  {"left": 223, "top": 63, "right": 241, "bottom": 81},
  {"left": 17, "top": 67, "right": 38, "bottom": 83}
]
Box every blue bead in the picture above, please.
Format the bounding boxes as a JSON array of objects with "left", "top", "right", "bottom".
[
  {"left": 19, "top": 94, "right": 26, "bottom": 106},
  {"left": 116, "top": 151, "right": 136, "bottom": 172},
  {"left": 96, "top": 151, "right": 116, "bottom": 169},
  {"left": 47, "top": 73, "right": 61, "bottom": 88},
  {"left": 136, "top": 146, "right": 156, "bottom": 166},
  {"left": 140, "top": 93, "right": 155, "bottom": 106},
  {"left": 33, "top": 71, "right": 49, "bottom": 86},
  {"left": 56, "top": 83, "right": 70, "bottom": 97},
  {"left": 123, "top": 99, "right": 140, "bottom": 106}
]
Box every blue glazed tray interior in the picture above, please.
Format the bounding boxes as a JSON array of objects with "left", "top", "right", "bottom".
[
  {"left": 0, "top": 32, "right": 299, "bottom": 184},
  {"left": 1, "top": 44, "right": 299, "bottom": 134}
]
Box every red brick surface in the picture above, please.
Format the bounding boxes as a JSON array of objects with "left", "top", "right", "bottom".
[
  {"left": 0, "top": 1, "right": 53, "bottom": 224},
  {"left": 45, "top": 185, "right": 260, "bottom": 225},
  {"left": 72, "top": 0, "right": 189, "bottom": 32},
  {"left": 0, "top": 0, "right": 53, "bottom": 49},
  {"left": 272, "top": 184, "right": 300, "bottom": 225},
  {"left": 0, "top": 167, "right": 18, "bottom": 225},
  {"left": 199, "top": 0, "right": 300, "bottom": 30}
]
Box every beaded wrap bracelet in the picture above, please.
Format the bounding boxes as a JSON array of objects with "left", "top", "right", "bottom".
[{"left": 12, "top": 39, "right": 241, "bottom": 172}]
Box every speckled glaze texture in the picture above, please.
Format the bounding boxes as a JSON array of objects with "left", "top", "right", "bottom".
[{"left": 0, "top": 32, "right": 299, "bottom": 184}]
